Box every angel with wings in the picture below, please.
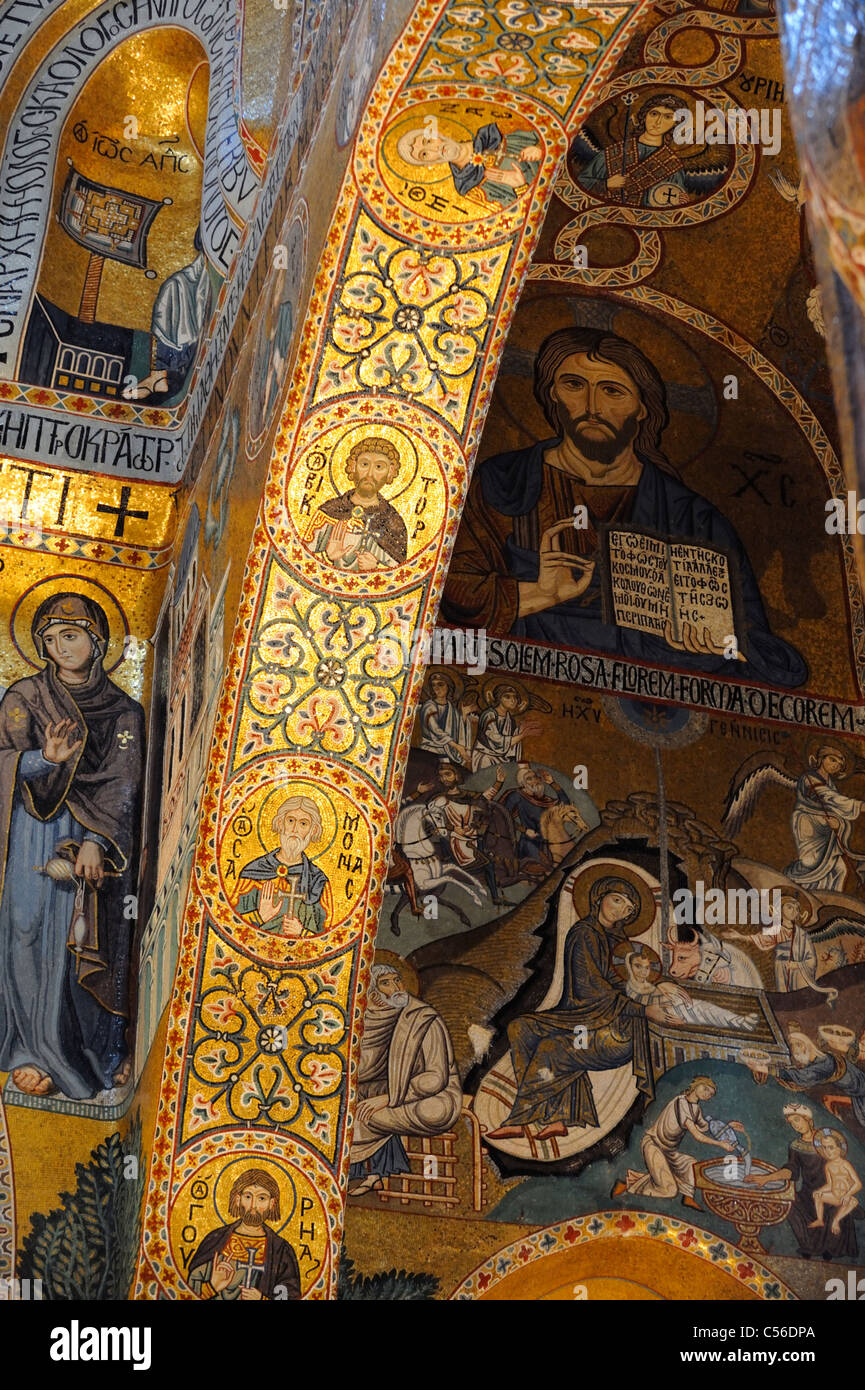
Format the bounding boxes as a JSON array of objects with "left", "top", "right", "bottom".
[
  {"left": 570, "top": 92, "right": 729, "bottom": 210},
  {"left": 723, "top": 742, "right": 865, "bottom": 895}
]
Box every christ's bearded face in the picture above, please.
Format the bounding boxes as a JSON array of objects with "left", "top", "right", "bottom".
[
  {"left": 277, "top": 809, "right": 315, "bottom": 863},
  {"left": 550, "top": 352, "right": 646, "bottom": 466}
]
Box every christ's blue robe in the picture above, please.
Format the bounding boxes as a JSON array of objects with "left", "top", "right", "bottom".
[{"left": 475, "top": 440, "right": 807, "bottom": 687}]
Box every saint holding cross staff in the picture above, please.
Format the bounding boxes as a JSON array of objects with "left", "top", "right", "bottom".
[
  {"left": 188, "top": 1169, "right": 301, "bottom": 1301},
  {"left": 236, "top": 795, "right": 332, "bottom": 938}
]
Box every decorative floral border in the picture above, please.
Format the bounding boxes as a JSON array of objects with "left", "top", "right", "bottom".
[{"left": 450, "top": 1211, "right": 798, "bottom": 1300}]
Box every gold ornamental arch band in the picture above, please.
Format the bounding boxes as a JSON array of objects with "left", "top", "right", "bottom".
[{"left": 135, "top": 0, "right": 652, "bottom": 1298}]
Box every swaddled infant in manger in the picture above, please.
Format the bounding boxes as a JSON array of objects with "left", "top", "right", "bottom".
[{"left": 620, "top": 944, "right": 760, "bottom": 1032}]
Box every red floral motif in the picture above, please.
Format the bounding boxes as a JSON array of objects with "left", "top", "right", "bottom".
[
  {"left": 393, "top": 253, "right": 454, "bottom": 303},
  {"left": 443, "top": 292, "right": 478, "bottom": 327},
  {"left": 563, "top": 1225, "right": 579, "bottom": 1244},
  {"left": 189, "top": 1093, "right": 220, "bottom": 1128},
  {"left": 296, "top": 695, "right": 347, "bottom": 741},
  {"left": 305, "top": 1057, "right": 340, "bottom": 1092},
  {"left": 616, "top": 1214, "right": 635, "bottom": 1232},
  {"left": 679, "top": 1228, "right": 698, "bottom": 1249},
  {"left": 334, "top": 317, "right": 370, "bottom": 351},
  {"left": 272, "top": 578, "right": 303, "bottom": 612},
  {"left": 558, "top": 28, "right": 597, "bottom": 50},
  {"left": 208, "top": 994, "right": 242, "bottom": 1026},
  {"left": 250, "top": 672, "right": 292, "bottom": 714}
]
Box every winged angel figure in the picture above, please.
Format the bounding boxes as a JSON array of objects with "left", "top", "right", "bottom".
[
  {"left": 723, "top": 742, "right": 865, "bottom": 896},
  {"left": 570, "top": 92, "right": 729, "bottom": 210}
]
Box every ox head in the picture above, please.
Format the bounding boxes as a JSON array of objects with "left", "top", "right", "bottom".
[{"left": 666, "top": 925, "right": 702, "bottom": 980}]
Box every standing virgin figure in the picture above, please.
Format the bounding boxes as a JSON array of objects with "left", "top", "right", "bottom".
[{"left": 0, "top": 593, "right": 144, "bottom": 1100}]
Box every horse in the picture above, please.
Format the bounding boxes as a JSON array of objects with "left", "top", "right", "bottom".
[{"left": 386, "top": 801, "right": 486, "bottom": 937}]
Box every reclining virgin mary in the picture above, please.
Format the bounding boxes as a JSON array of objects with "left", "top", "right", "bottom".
[
  {"left": 486, "top": 875, "right": 666, "bottom": 1142},
  {"left": 0, "top": 594, "right": 144, "bottom": 1100}
]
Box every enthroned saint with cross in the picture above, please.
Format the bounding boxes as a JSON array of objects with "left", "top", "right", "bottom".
[
  {"left": 236, "top": 795, "right": 332, "bottom": 937},
  {"left": 188, "top": 1169, "right": 301, "bottom": 1300}
]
